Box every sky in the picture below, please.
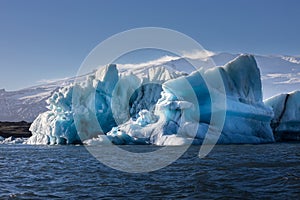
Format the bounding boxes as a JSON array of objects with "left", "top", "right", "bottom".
[{"left": 0, "top": 0, "right": 300, "bottom": 91}]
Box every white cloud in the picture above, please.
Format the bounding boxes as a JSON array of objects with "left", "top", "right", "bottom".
[
  {"left": 117, "top": 55, "right": 180, "bottom": 70},
  {"left": 182, "top": 50, "right": 215, "bottom": 60},
  {"left": 116, "top": 50, "right": 215, "bottom": 71},
  {"left": 37, "top": 77, "right": 70, "bottom": 84}
]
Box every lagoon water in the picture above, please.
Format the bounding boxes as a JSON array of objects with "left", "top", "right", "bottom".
[{"left": 0, "top": 143, "right": 299, "bottom": 199}]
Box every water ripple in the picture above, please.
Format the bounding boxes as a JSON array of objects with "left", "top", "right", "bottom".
[{"left": 0, "top": 143, "right": 299, "bottom": 199}]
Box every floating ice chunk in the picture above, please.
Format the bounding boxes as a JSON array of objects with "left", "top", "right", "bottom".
[
  {"left": 83, "top": 135, "right": 112, "bottom": 145},
  {"left": 156, "top": 135, "right": 194, "bottom": 146},
  {"left": 0, "top": 137, "right": 27, "bottom": 144}
]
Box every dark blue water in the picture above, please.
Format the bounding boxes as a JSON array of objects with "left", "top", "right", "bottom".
[{"left": 0, "top": 143, "right": 299, "bottom": 199}]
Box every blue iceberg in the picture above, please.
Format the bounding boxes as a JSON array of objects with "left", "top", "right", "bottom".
[{"left": 28, "top": 55, "right": 275, "bottom": 145}]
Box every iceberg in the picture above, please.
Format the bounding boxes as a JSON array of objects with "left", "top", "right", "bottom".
[
  {"left": 265, "top": 91, "right": 300, "bottom": 141},
  {"left": 28, "top": 54, "right": 275, "bottom": 145}
]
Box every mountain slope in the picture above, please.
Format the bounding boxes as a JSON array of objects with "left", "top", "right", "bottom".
[{"left": 0, "top": 81, "right": 72, "bottom": 122}]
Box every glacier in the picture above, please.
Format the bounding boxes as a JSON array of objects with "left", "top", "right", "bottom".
[
  {"left": 265, "top": 91, "right": 300, "bottom": 141},
  {"left": 28, "top": 55, "right": 275, "bottom": 145}
]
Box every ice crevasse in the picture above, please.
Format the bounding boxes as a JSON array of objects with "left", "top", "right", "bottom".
[{"left": 27, "top": 55, "right": 275, "bottom": 145}]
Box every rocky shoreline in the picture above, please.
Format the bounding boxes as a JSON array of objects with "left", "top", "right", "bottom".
[{"left": 0, "top": 121, "right": 32, "bottom": 138}]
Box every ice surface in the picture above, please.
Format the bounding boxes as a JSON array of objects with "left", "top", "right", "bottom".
[
  {"left": 265, "top": 91, "right": 300, "bottom": 141},
  {"left": 213, "top": 55, "right": 274, "bottom": 143}
]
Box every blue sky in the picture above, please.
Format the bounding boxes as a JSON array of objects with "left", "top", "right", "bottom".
[{"left": 0, "top": 0, "right": 300, "bottom": 90}]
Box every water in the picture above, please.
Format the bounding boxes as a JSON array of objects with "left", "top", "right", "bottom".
[{"left": 0, "top": 143, "right": 299, "bottom": 199}]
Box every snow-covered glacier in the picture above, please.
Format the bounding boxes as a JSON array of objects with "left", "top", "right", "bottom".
[
  {"left": 265, "top": 91, "right": 300, "bottom": 141},
  {"left": 28, "top": 55, "right": 275, "bottom": 145}
]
